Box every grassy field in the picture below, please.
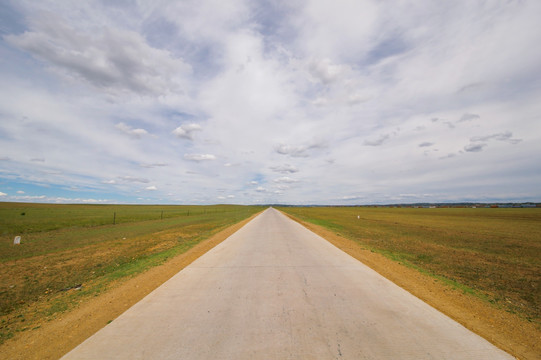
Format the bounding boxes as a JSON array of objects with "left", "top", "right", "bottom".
[
  {"left": 277, "top": 206, "right": 541, "bottom": 327},
  {"left": 0, "top": 203, "right": 262, "bottom": 344}
]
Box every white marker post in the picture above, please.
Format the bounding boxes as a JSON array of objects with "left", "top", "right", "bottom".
[{"left": 13, "top": 236, "right": 21, "bottom": 245}]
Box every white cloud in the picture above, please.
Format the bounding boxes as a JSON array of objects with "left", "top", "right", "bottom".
[
  {"left": 139, "top": 163, "right": 168, "bottom": 168},
  {"left": 363, "top": 134, "right": 390, "bottom": 146},
  {"left": 183, "top": 154, "right": 216, "bottom": 162},
  {"left": 308, "top": 58, "right": 349, "bottom": 85},
  {"left": 275, "top": 144, "right": 310, "bottom": 158},
  {"left": 275, "top": 141, "right": 326, "bottom": 158},
  {"left": 172, "top": 123, "right": 202, "bottom": 140},
  {"left": 439, "top": 153, "right": 457, "bottom": 160},
  {"left": 273, "top": 176, "right": 298, "bottom": 184},
  {"left": 145, "top": 185, "right": 157, "bottom": 191},
  {"left": 17, "top": 191, "right": 25, "bottom": 194},
  {"left": 471, "top": 131, "right": 522, "bottom": 144},
  {"left": 5, "top": 12, "right": 191, "bottom": 96},
  {"left": 118, "top": 176, "right": 149, "bottom": 183},
  {"left": 115, "top": 122, "right": 149, "bottom": 139},
  {"left": 269, "top": 164, "right": 299, "bottom": 174},
  {"left": 464, "top": 143, "right": 487, "bottom": 153},
  {"left": 5, "top": 194, "right": 111, "bottom": 203},
  {"left": 347, "top": 93, "right": 370, "bottom": 106},
  {"left": 459, "top": 113, "right": 480, "bottom": 122},
  {"left": 0, "top": 1, "right": 540, "bottom": 205},
  {"left": 216, "top": 194, "right": 235, "bottom": 200},
  {"left": 295, "top": 0, "right": 378, "bottom": 60},
  {"left": 342, "top": 195, "right": 363, "bottom": 201},
  {"left": 0, "top": 192, "right": 6, "bottom": 196}
]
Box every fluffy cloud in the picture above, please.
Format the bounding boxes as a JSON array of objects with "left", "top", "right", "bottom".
[
  {"left": 363, "top": 134, "right": 390, "bottom": 146},
  {"left": 5, "top": 12, "right": 191, "bottom": 96},
  {"left": 269, "top": 164, "right": 299, "bottom": 174},
  {"left": 115, "top": 123, "right": 149, "bottom": 139},
  {"left": 471, "top": 131, "right": 522, "bottom": 144},
  {"left": 276, "top": 144, "right": 310, "bottom": 158},
  {"left": 342, "top": 195, "right": 363, "bottom": 201},
  {"left": 172, "top": 123, "right": 202, "bottom": 140},
  {"left": 118, "top": 176, "right": 149, "bottom": 183},
  {"left": 464, "top": 143, "right": 487, "bottom": 153},
  {"left": 1, "top": 1, "right": 540, "bottom": 205},
  {"left": 459, "top": 113, "right": 480, "bottom": 122},
  {"left": 183, "top": 154, "right": 216, "bottom": 162},
  {"left": 145, "top": 186, "right": 158, "bottom": 191},
  {"left": 139, "top": 163, "right": 168, "bottom": 168},
  {"left": 4, "top": 194, "right": 111, "bottom": 203},
  {"left": 275, "top": 141, "right": 326, "bottom": 158},
  {"left": 217, "top": 194, "right": 235, "bottom": 200},
  {"left": 308, "top": 58, "right": 350, "bottom": 85},
  {"left": 273, "top": 176, "right": 298, "bottom": 184}
]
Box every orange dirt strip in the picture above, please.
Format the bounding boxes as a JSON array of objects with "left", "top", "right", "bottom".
[
  {"left": 282, "top": 212, "right": 539, "bottom": 360},
  {"left": 0, "top": 212, "right": 261, "bottom": 360}
]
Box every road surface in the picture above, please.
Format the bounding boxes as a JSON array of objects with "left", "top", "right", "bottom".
[{"left": 62, "top": 208, "right": 513, "bottom": 359}]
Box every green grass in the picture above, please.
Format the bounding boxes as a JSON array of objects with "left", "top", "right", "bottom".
[
  {"left": 278, "top": 206, "right": 541, "bottom": 325},
  {"left": 0, "top": 203, "right": 246, "bottom": 236},
  {"left": 0, "top": 204, "right": 257, "bottom": 261},
  {"left": 0, "top": 203, "right": 262, "bottom": 343}
]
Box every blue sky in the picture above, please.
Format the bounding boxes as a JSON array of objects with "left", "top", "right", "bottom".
[{"left": 0, "top": 0, "right": 540, "bottom": 205}]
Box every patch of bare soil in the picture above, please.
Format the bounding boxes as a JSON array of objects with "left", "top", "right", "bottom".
[
  {"left": 285, "top": 213, "right": 539, "bottom": 360},
  {"left": 0, "top": 213, "right": 260, "bottom": 360}
]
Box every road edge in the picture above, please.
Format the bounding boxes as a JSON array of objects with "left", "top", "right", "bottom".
[
  {"left": 0, "top": 211, "right": 263, "bottom": 360},
  {"left": 280, "top": 210, "right": 538, "bottom": 360}
]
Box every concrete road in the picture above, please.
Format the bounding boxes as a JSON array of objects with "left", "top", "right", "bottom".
[{"left": 62, "top": 208, "right": 513, "bottom": 359}]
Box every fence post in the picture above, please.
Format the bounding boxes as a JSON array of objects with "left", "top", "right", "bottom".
[{"left": 113, "top": 212, "right": 116, "bottom": 225}]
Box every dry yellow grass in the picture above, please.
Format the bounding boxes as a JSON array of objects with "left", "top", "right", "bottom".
[
  {"left": 279, "top": 207, "right": 541, "bottom": 360},
  {"left": 0, "top": 203, "right": 262, "bottom": 352}
]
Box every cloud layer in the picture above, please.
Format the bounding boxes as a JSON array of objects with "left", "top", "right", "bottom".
[{"left": 1, "top": 0, "right": 540, "bottom": 204}]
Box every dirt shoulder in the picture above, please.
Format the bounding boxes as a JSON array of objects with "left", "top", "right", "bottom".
[
  {"left": 284, "top": 213, "right": 539, "bottom": 360},
  {"left": 3, "top": 210, "right": 537, "bottom": 359},
  {"left": 0, "top": 212, "right": 260, "bottom": 360}
]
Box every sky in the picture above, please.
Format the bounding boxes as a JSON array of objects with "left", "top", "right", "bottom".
[{"left": 0, "top": 0, "right": 540, "bottom": 205}]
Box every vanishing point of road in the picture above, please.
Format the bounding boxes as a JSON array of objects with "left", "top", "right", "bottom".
[{"left": 62, "top": 208, "right": 513, "bottom": 359}]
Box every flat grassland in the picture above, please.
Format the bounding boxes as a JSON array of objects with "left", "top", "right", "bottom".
[
  {"left": 0, "top": 203, "right": 262, "bottom": 346},
  {"left": 278, "top": 206, "right": 540, "bottom": 328}
]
